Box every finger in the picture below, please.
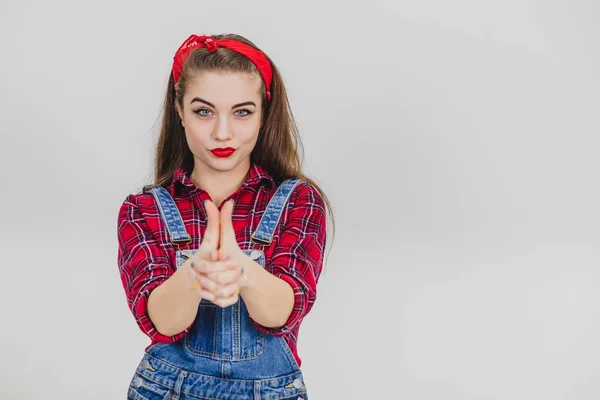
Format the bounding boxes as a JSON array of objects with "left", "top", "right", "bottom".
[
  {"left": 214, "top": 281, "right": 241, "bottom": 299},
  {"left": 190, "top": 259, "right": 229, "bottom": 274},
  {"left": 188, "top": 270, "right": 218, "bottom": 301},
  {"left": 196, "top": 288, "right": 217, "bottom": 302},
  {"left": 195, "top": 272, "right": 225, "bottom": 293},
  {"left": 213, "top": 293, "right": 239, "bottom": 308},
  {"left": 208, "top": 268, "right": 244, "bottom": 285},
  {"left": 197, "top": 236, "right": 219, "bottom": 261},
  {"left": 203, "top": 199, "right": 221, "bottom": 247},
  {"left": 216, "top": 249, "right": 228, "bottom": 262},
  {"left": 219, "top": 200, "right": 236, "bottom": 245}
]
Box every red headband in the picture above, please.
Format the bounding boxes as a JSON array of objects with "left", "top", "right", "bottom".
[{"left": 172, "top": 34, "right": 273, "bottom": 101}]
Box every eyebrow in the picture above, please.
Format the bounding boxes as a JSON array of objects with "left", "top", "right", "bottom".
[{"left": 190, "top": 97, "right": 256, "bottom": 109}]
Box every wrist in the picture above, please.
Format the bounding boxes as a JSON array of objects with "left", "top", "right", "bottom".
[
  {"left": 240, "top": 255, "right": 262, "bottom": 291},
  {"left": 182, "top": 259, "right": 202, "bottom": 298}
]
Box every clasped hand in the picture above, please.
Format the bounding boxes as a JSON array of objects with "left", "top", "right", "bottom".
[{"left": 187, "top": 200, "right": 248, "bottom": 308}]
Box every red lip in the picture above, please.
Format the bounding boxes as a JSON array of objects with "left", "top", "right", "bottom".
[{"left": 210, "top": 147, "right": 236, "bottom": 158}]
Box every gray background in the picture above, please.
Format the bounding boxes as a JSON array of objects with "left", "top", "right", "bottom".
[{"left": 1, "top": 0, "right": 599, "bottom": 399}]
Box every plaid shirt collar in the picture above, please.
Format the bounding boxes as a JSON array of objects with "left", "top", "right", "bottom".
[{"left": 171, "top": 164, "right": 276, "bottom": 194}]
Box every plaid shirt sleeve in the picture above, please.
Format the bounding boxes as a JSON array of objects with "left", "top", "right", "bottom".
[
  {"left": 253, "top": 182, "right": 327, "bottom": 336},
  {"left": 117, "top": 194, "right": 190, "bottom": 343}
]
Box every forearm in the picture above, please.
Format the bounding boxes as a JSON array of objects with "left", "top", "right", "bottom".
[
  {"left": 240, "top": 257, "right": 295, "bottom": 328},
  {"left": 147, "top": 260, "right": 200, "bottom": 336}
]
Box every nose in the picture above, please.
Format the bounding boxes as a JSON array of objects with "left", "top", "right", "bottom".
[{"left": 214, "top": 114, "right": 232, "bottom": 141}]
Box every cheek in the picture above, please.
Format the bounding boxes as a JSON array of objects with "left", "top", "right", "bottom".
[
  {"left": 235, "top": 119, "right": 261, "bottom": 143},
  {"left": 184, "top": 119, "right": 212, "bottom": 142}
]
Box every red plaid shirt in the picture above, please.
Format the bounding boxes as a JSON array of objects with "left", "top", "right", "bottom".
[{"left": 117, "top": 164, "right": 326, "bottom": 367}]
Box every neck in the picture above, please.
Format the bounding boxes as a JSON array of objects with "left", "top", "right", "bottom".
[{"left": 190, "top": 158, "right": 251, "bottom": 207}]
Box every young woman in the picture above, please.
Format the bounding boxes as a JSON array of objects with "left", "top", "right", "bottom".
[{"left": 117, "top": 33, "right": 332, "bottom": 400}]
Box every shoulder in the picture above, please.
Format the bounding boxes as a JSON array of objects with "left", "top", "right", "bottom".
[
  {"left": 288, "top": 180, "right": 325, "bottom": 211},
  {"left": 274, "top": 180, "right": 328, "bottom": 252},
  {"left": 118, "top": 191, "right": 157, "bottom": 218},
  {"left": 117, "top": 190, "right": 173, "bottom": 250},
  {"left": 117, "top": 189, "right": 165, "bottom": 232},
  {"left": 276, "top": 180, "right": 326, "bottom": 230}
]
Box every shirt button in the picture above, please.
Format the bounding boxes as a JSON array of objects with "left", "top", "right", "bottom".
[
  {"left": 250, "top": 250, "right": 262, "bottom": 260},
  {"left": 293, "top": 378, "right": 303, "bottom": 388},
  {"left": 134, "top": 377, "right": 144, "bottom": 387}
]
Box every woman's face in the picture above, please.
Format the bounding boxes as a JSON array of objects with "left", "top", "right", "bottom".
[{"left": 176, "top": 71, "right": 263, "bottom": 175}]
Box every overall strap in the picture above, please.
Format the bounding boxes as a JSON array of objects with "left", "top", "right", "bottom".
[
  {"left": 251, "top": 179, "right": 302, "bottom": 245},
  {"left": 142, "top": 185, "right": 191, "bottom": 244}
]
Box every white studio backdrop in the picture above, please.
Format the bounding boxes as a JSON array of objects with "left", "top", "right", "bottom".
[{"left": 1, "top": 1, "right": 599, "bottom": 399}]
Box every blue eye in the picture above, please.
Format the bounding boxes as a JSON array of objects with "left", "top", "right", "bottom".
[
  {"left": 194, "top": 108, "right": 212, "bottom": 117},
  {"left": 235, "top": 109, "right": 253, "bottom": 117}
]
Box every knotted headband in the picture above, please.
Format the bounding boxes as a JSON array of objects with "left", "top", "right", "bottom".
[{"left": 172, "top": 34, "right": 273, "bottom": 101}]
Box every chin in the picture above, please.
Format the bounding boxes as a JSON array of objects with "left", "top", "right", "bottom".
[{"left": 207, "top": 157, "right": 245, "bottom": 172}]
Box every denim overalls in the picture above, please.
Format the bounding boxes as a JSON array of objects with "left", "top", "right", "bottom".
[{"left": 127, "top": 179, "right": 309, "bottom": 400}]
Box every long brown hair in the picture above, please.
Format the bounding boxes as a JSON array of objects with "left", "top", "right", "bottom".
[{"left": 153, "top": 33, "right": 335, "bottom": 251}]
